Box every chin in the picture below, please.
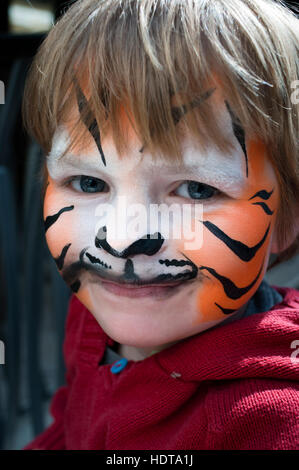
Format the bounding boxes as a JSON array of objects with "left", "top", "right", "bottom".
[
  {"left": 90, "top": 303, "right": 217, "bottom": 351},
  {"left": 80, "top": 281, "right": 224, "bottom": 349},
  {"left": 94, "top": 313, "right": 182, "bottom": 349}
]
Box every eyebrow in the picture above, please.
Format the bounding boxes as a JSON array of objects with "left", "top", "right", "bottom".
[
  {"left": 169, "top": 162, "right": 245, "bottom": 189},
  {"left": 54, "top": 155, "right": 245, "bottom": 192},
  {"left": 53, "top": 86, "right": 245, "bottom": 188},
  {"left": 54, "top": 152, "right": 107, "bottom": 172}
]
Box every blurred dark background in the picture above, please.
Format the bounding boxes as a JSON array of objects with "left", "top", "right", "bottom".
[
  {"left": 0, "top": 0, "right": 74, "bottom": 450},
  {"left": 0, "top": 0, "right": 298, "bottom": 450}
]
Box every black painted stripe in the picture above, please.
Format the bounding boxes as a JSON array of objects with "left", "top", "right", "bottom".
[
  {"left": 123, "top": 259, "right": 139, "bottom": 281},
  {"left": 152, "top": 270, "right": 197, "bottom": 283},
  {"left": 200, "top": 262, "right": 264, "bottom": 300},
  {"left": 225, "top": 102, "right": 248, "bottom": 177},
  {"left": 249, "top": 189, "right": 274, "bottom": 201},
  {"left": 139, "top": 88, "right": 216, "bottom": 153},
  {"left": 54, "top": 243, "right": 71, "bottom": 270},
  {"left": 215, "top": 303, "right": 236, "bottom": 315},
  {"left": 251, "top": 202, "right": 274, "bottom": 215},
  {"left": 85, "top": 251, "right": 111, "bottom": 269},
  {"left": 75, "top": 82, "right": 106, "bottom": 166},
  {"left": 171, "top": 88, "right": 216, "bottom": 125},
  {"left": 202, "top": 221, "right": 270, "bottom": 262},
  {"left": 159, "top": 259, "right": 195, "bottom": 267},
  {"left": 44, "top": 205, "right": 74, "bottom": 232}
]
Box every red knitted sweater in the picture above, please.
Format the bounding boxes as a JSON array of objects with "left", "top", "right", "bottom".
[{"left": 24, "top": 286, "right": 299, "bottom": 450}]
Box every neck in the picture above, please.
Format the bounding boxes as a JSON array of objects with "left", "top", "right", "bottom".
[{"left": 116, "top": 341, "right": 177, "bottom": 361}]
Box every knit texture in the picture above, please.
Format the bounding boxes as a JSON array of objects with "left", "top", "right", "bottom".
[{"left": 24, "top": 286, "right": 299, "bottom": 450}]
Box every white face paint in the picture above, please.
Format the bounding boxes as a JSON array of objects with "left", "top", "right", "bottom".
[{"left": 44, "top": 92, "right": 279, "bottom": 353}]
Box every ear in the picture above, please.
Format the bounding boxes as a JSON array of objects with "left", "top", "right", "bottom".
[{"left": 270, "top": 205, "right": 299, "bottom": 254}]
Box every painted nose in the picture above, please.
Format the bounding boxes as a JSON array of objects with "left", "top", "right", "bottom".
[{"left": 95, "top": 226, "right": 164, "bottom": 258}]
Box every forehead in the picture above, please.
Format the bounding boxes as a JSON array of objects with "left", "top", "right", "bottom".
[
  {"left": 48, "top": 117, "right": 246, "bottom": 192},
  {"left": 49, "top": 87, "right": 246, "bottom": 175}
]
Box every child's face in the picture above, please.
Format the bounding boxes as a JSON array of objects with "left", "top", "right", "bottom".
[{"left": 44, "top": 88, "right": 279, "bottom": 349}]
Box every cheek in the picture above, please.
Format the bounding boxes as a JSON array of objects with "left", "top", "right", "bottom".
[
  {"left": 177, "top": 195, "right": 278, "bottom": 323},
  {"left": 75, "top": 284, "right": 94, "bottom": 313},
  {"left": 43, "top": 182, "right": 94, "bottom": 260},
  {"left": 43, "top": 185, "right": 75, "bottom": 257}
]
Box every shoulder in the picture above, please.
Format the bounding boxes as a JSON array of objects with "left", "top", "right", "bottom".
[
  {"left": 204, "top": 377, "right": 299, "bottom": 450},
  {"left": 270, "top": 285, "right": 299, "bottom": 312}
]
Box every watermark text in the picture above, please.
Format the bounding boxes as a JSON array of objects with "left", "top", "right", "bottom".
[
  {"left": 0, "top": 340, "right": 5, "bottom": 364},
  {"left": 95, "top": 197, "right": 203, "bottom": 250},
  {"left": 290, "top": 340, "right": 299, "bottom": 364},
  {"left": 0, "top": 81, "right": 4, "bottom": 104},
  {"left": 291, "top": 80, "right": 299, "bottom": 104}
]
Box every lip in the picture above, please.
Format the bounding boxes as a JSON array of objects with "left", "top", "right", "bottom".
[{"left": 100, "top": 278, "right": 185, "bottom": 298}]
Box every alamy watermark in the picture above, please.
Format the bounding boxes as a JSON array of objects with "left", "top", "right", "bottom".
[
  {"left": 0, "top": 340, "right": 4, "bottom": 364},
  {"left": 0, "top": 81, "right": 4, "bottom": 105},
  {"left": 291, "top": 80, "right": 299, "bottom": 104},
  {"left": 95, "top": 198, "right": 204, "bottom": 250},
  {"left": 290, "top": 340, "right": 299, "bottom": 364}
]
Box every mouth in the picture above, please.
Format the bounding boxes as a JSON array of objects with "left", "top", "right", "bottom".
[
  {"left": 99, "top": 278, "right": 187, "bottom": 299},
  {"left": 62, "top": 248, "right": 198, "bottom": 298}
]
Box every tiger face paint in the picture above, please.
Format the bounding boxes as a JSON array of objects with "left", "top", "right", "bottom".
[{"left": 44, "top": 88, "right": 279, "bottom": 352}]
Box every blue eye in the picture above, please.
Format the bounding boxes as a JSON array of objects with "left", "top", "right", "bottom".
[
  {"left": 71, "top": 175, "right": 108, "bottom": 193},
  {"left": 174, "top": 181, "right": 219, "bottom": 200}
]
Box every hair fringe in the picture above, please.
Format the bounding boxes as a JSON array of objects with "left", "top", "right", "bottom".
[{"left": 22, "top": 0, "right": 299, "bottom": 263}]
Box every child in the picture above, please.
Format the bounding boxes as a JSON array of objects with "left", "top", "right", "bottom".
[{"left": 23, "top": 0, "right": 299, "bottom": 450}]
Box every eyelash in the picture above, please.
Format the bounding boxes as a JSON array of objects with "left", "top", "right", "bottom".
[
  {"left": 172, "top": 181, "right": 220, "bottom": 201},
  {"left": 64, "top": 175, "right": 109, "bottom": 194},
  {"left": 63, "top": 175, "right": 221, "bottom": 201}
]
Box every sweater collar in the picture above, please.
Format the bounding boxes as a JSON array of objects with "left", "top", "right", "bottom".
[
  {"left": 78, "top": 285, "right": 299, "bottom": 382},
  {"left": 155, "top": 285, "right": 299, "bottom": 382}
]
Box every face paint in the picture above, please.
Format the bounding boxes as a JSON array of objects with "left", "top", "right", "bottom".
[
  {"left": 44, "top": 205, "right": 74, "bottom": 232},
  {"left": 138, "top": 88, "right": 216, "bottom": 153},
  {"left": 74, "top": 82, "right": 107, "bottom": 166},
  {"left": 180, "top": 136, "right": 279, "bottom": 324},
  {"left": 225, "top": 101, "right": 248, "bottom": 177},
  {"left": 43, "top": 88, "right": 279, "bottom": 350},
  {"left": 54, "top": 243, "right": 71, "bottom": 270}
]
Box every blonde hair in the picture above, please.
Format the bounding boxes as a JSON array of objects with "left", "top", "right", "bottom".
[{"left": 22, "top": 0, "right": 299, "bottom": 262}]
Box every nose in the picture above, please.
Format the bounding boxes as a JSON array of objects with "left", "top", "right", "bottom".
[{"left": 95, "top": 226, "right": 164, "bottom": 258}]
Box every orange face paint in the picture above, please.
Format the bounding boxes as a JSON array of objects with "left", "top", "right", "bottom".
[
  {"left": 42, "top": 90, "right": 280, "bottom": 351},
  {"left": 180, "top": 137, "right": 279, "bottom": 323}
]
